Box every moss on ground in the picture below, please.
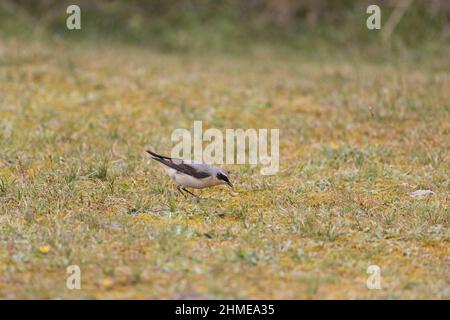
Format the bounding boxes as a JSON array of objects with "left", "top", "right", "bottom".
[{"left": 0, "top": 38, "right": 449, "bottom": 299}]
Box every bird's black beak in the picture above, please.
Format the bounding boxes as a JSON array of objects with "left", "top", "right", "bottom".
[{"left": 227, "top": 180, "right": 238, "bottom": 196}]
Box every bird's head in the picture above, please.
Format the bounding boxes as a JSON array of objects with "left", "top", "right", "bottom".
[{"left": 216, "top": 169, "right": 233, "bottom": 190}]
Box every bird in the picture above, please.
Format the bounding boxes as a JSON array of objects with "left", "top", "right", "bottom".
[{"left": 146, "top": 150, "right": 237, "bottom": 198}]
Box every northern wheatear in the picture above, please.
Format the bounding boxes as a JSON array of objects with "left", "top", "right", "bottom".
[{"left": 146, "top": 150, "right": 236, "bottom": 197}]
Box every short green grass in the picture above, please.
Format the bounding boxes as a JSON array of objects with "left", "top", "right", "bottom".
[{"left": 0, "top": 38, "right": 449, "bottom": 299}]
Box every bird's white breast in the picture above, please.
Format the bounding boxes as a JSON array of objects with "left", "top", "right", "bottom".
[{"left": 164, "top": 167, "right": 177, "bottom": 179}]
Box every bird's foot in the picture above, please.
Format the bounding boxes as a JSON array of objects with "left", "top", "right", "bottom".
[
  {"left": 182, "top": 187, "right": 198, "bottom": 198},
  {"left": 176, "top": 186, "right": 187, "bottom": 198}
]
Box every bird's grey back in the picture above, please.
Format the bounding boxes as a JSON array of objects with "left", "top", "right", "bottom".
[
  {"left": 147, "top": 150, "right": 225, "bottom": 179},
  {"left": 182, "top": 160, "right": 222, "bottom": 176}
]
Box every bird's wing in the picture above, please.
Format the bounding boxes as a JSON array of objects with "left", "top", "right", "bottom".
[{"left": 147, "top": 150, "right": 211, "bottom": 179}]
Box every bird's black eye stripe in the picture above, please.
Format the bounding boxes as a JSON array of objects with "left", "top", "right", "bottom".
[{"left": 217, "top": 173, "right": 229, "bottom": 182}]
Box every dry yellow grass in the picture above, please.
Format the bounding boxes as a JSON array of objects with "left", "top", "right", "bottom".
[{"left": 0, "top": 38, "right": 449, "bottom": 299}]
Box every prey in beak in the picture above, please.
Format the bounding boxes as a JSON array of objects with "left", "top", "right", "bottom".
[{"left": 216, "top": 172, "right": 238, "bottom": 196}]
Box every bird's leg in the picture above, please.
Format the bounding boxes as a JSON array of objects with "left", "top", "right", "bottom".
[
  {"left": 182, "top": 187, "right": 198, "bottom": 198},
  {"left": 177, "top": 186, "right": 187, "bottom": 198}
]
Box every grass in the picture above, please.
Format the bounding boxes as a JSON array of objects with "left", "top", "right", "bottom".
[{"left": 0, "top": 35, "right": 449, "bottom": 299}]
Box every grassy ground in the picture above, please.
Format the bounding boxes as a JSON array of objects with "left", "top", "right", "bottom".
[{"left": 0, "top": 37, "right": 449, "bottom": 299}]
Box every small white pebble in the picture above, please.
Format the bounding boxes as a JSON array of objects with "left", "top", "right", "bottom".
[{"left": 409, "top": 190, "right": 434, "bottom": 197}]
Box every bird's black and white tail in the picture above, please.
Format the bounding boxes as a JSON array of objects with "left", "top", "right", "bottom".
[{"left": 146, "top": 150, "right": 171, "bottom": 160}]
